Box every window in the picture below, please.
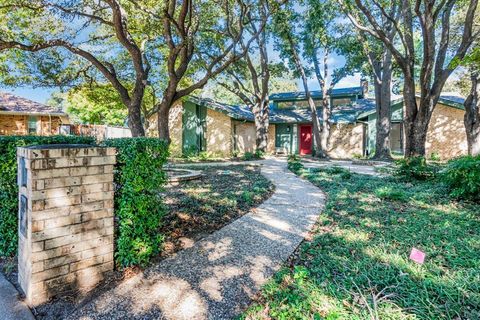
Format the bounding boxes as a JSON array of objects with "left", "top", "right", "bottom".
[
  {"left": 390, "top": 122, "right": 404, "bottom": 154},
  {"left": 332, "top": 98, "right": 353, "bottom": 106},
  {"left": 28, "top": 116, "right": 38, "bottom": 135},
  {"left": 276, "top": 99, "right": 322, "bottom": 109}
]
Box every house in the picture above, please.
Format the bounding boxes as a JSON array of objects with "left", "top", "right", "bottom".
[
  {"left": 164, "top": 86, "right": 468, "bottom": 160},
  {"left": 0, "top": 92, "right": 69, "bottom": 136},
  {"left": 358, "top": 95, "right": 468, "bottom": 159},
  {"left": 164, "top": 86, "right": 370, "bottom": 158}
]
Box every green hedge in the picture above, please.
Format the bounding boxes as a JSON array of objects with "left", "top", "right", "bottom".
[
  {"left": 394, "top": 156, "right": 439, "bottom": 181},
  {"left": 102, "top": 138, "right": 169, "bottom": 267},
  {"left": 0, "top": 135, "right": 96, "bottom": 257},
  {"left": 442, "top": 155, "right": 480, "bottom": 202}
]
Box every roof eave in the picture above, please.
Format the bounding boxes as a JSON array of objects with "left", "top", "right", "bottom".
[{"left": 0, "top": 110, "right": 67, "bottom": 117}]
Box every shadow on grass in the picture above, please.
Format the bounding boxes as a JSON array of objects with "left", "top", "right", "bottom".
[{"left": 244, "top": 168, "right": 480, "bottom": 319}]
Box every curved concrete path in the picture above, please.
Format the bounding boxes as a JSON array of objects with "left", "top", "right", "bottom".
[
  {"left": 69, "top": 158, "right": 325, "bottom": 320},
  {"left": 0, "top": 273, "right": 35, "bottom": 320}
]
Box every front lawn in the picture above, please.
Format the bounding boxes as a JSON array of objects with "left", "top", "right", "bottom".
[
  {"left": 161, "top": 164, "right": 274, "bottom": 255},
  {"left": 244, "top": 163, "right": 480, "bottom": 319},
  {"left": 1, "top": 163, "right": 274, "bottom": 320}
]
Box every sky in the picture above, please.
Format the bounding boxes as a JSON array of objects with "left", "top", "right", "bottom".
[
  {"left": 7, "top": 69, "right": 363, "bottom": 105},
  {"left": 6, "top": 44, "right": 362, "bottom": 105}
]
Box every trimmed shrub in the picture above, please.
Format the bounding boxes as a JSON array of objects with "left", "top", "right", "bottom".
[
  {"left": 0, "top": 135, "right": 96, "bottom": 257},
  {"left": 242, "top": 152, "right": 255, "bottom": 161},
  {"left": 441, "top": 155, "right": 480, "bottom": 201},
  {"left": 395, "top": 156, "right": 438, "bottom": 181},
  {"left": 102, "top": 138, "right": 169, "bottom": 267},
  {"left": 287, "top": 157, "right": 304, "bottom": 173}
]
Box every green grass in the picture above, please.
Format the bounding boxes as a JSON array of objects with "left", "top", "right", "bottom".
[{"left": 242, "top": 164, "right": 480, "bottom": 320}]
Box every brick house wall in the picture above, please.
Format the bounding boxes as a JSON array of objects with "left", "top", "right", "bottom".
[
  {"left": 205, "top": 108, "right": 233, "bottom": 157},
  {"left": 167, "top": 103, "right": 184, "bottom": 158},
  {"left": 152, "top": 102, "right": 236, "bottom": 158},
  {"left": 233, "top": 121, "right": 276, "bottom": 154},
  {"left": 0, "top": 114, "right": 68, "bottom": 136},
  {"left": 328, "top": 123, "right": 365, "bottom": 159},
  {"left": 425, "top": 103, "right": 467, "bottom": 159},
  {"left": 0, "top": 115, "right": 27, "bottom": 135}
]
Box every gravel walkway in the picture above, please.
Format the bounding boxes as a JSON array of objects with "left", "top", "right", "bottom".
[{"left": 68, "top": 158, "right": 325, "bottom": 320}]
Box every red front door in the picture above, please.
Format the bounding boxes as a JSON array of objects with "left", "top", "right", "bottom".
[{"left": 299, "top": 125, "right": 312, "bottom": 155}]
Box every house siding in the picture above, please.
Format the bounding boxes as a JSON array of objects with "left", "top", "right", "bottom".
[
  {"left": 233, "top": 121, "right": 275, "bottom": 154},
  {"left": 0, "top": 114, "right": 27, "bottom": 135},
  {"left": 0, "top": 114, "right": 66, "bottom": 136},
  {"left": 426, "top": 103, "right": 467, "bottom": 159},
  {"left": 328, "top": 123, "right": 364, "bottom": 159},
  {"left": 169, "top": 102, "right": 184, "bottom": 158},
  {"left": 205, "top": 108, "right": 232, "bottom": 157}
]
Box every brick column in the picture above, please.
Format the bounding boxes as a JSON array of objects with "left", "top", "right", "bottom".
[{"left": 17, "top": 145, "right": 116, "bottom": 306}]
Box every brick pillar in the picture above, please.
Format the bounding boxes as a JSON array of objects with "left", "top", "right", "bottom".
[{"left": 17, "top": 145, "right": 116, "bottom": 306}]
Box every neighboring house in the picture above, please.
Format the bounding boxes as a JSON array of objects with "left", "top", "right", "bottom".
[
  {"left": 163, "top": 86, "right": 468, "bottom": 160},
  {"left": 0, "top": 92, "right": 69, "bottom": 136}
]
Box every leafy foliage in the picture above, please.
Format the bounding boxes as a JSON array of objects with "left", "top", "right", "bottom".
[
  {"left": 442, "top": 155, "right": 480, "bottom": 201},
  {"left": 0, "top": 135, "right": 95, "bottom": 257},
  {"left": 102, "top": 138, "right": 169, "bottom": 267},
  {"left": 241, "top": 150, "right": 265, "bottom": 161},
  {"left": 394, "top": 156, "right": 439, "bottom": 181},
  {"left": 64, "top": 85, "right": 129, "bottom": 126},
  {"left": 287, "top": 155, "right": 304, "bottom": 172}
]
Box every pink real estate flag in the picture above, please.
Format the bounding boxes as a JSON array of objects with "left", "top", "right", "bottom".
[{"left": 409, "top": 247, "right": 426, "bottom": 264}]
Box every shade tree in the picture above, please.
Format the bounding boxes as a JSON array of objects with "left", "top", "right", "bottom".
[
  {"left": 342, "top": 0, "right": 479, "bottom": 157},
  {"left": 0, "top": 0, "right": 160, "bottom": 136},
  {"left": 214, "top": 0, "right": 290, "bottom": 153},
  {"left": 0, "top": 0, "right": 261, "bottom": 141},
  {"left": 302, "top": 0, "right": 363, "bottom": 157}
]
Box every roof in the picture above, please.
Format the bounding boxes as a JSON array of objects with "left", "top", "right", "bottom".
[
  {"left": 269, "top": 87, "right": 364, "bottom": 101},
  {"left": 357, "top": 94, "right": 466, "bottom": 119},
  {"left": 269, "top": 99, "right": 376, "bottom": 124},
  {"left": 188, "top": 96, "right": 376, "bottom": 124},
  {"left": 0, "top": 92, "right": 66, "bottom": 116},
  {"left": 438, "top": 95, "right": 465, "bottom": 109},
  {"left": 188, "top": 96, "right": 254, "bottom": 121}
]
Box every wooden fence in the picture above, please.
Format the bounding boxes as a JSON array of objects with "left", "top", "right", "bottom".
[{"left": 64, "top": 124, "right": 132, "bottom": 141}]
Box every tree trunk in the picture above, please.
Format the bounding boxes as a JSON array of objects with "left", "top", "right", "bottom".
[
  {"left": 157, "top": 82, "right": 178, "bottom": 143},
  {"left": 288, "top": 36, "right": 321, "bottom": 156},
  {"left": 312, "top": 50, "right": 330, "bottom": 158},
  {"left": 127, "top": 102, "right": 146, "bottom": 137},
  {"left": 464, "top": 73, "right": 480, "bottom": 156},
  {"left": 372, "top": 52, "right": 393, "bottom": 160},
  {"left": 318, "top": 95, "right": 330, "bottom": 158},
  {"left": 309, "top": 96, "right": 323, "bottom": 157},
  {"left": 157, "top": 97, "right": 174, "bottom": 143},
  {"left": 253, "top": 98, "right": 270, "bottom": 153},
  {"left": 402, "top": 75, "right": 431, "bottom": 158}
]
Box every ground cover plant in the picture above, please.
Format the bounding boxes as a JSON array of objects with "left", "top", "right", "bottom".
[
  {"left": 243, "top": 159, "right": 480, "bottom": 319},
  {"left": 442, "top": 155, "right": 480, "bottom": 201},
  {"left": 161, "top": 164, "right": 274, "bottom": 254}
]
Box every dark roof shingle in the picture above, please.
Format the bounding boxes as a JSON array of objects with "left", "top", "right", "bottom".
[
  {"left": 0, "top": 92, "right": 65, "bottom": 115},
  {"left": 269, "top": 87, "right": 364, "bottom": 101},
  {"left": 189, "top": 96, "right": 376, "bottom": 124}
]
